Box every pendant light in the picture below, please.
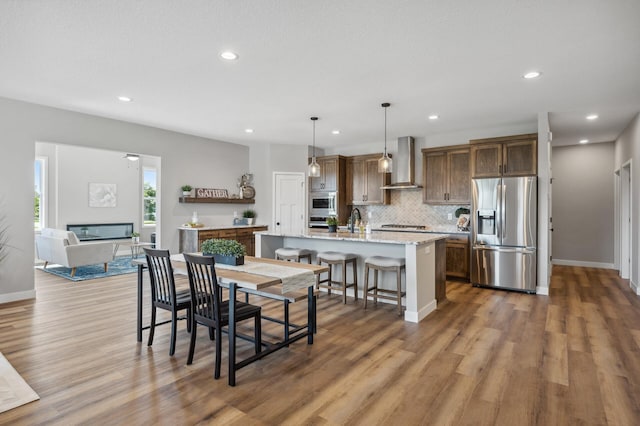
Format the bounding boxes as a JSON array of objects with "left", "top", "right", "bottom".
[
  {"left": 308, "top": 116, "right": 321, "bottom": 177},
  {"left": 378, "top": 102, "right": 393, "bottom": 173}
]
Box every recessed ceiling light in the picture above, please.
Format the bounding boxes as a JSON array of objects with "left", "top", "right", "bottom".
[
  {"left": 220, "top": 51, "right": 238, "bottom": 60},
  {"left": 586, "top": 114, "right": 599, "bottom": 120},
  {"left": 428, "top": 115, "right": 439, "bottom": 120},
  {"left": 523, "top": 71, "right": 541, "bottom": 79},
  {"left": 579, "top": 139, "right": 589, "bottom": 144},
  {"left": 244, "top": 128, "right": 254, "bottom": 133},
  {"left": 332, "top": 130, "right": 340, "bottom": 135},
  {"left": 118, "top": 96, "right": 132, "bottom": 102}
]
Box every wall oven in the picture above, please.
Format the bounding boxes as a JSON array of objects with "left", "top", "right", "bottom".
[{"left": 309, "top": 192, "right": 336, "bottom": 227}]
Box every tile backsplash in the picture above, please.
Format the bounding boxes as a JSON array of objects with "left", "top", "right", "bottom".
[{"left": 352, "top": 190, "right": 470, "bottom": 227}]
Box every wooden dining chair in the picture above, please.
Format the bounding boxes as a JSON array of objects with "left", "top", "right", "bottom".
[
  {"left": 183, "top": 253, "right": 262, "bottom": 380},
  {"left": 144, "top": 248, "right": 192, "bottom": 356}
]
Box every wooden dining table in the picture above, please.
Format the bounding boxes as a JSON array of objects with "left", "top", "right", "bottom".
[{"left": 133, "top": 254, "right": 328, "bottom": 385}]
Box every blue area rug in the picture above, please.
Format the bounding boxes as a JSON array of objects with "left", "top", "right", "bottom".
[{"left": 37, "top": 256, "right": 139, "bottom": 281}]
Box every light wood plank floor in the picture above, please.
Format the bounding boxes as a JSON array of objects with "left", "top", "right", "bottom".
[{"left": 1, "top": 265, "right": 640, "bottom": 425}]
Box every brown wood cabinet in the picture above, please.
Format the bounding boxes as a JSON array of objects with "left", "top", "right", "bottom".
[
  {"left": 470, "top": 133, "right": 537, "bottom": 178},
  {"left": 422, "top": 146, "right": 470, "bottom": 204},
  {"left": 346, "top": 154, "right": 390, "bottom": 205},
  {"left": 445, "top": 234, "right": 470, "bottom": 280},
  {"left": 309, "top": 155, "right": 346, "bottom": 192},
  {"left": 179, "top": 226, "right": 268, "bottom": 256}
]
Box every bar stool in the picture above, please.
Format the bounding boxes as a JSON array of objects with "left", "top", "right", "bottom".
[
  {"left": 275, "top": 247, "right": 313, "bottom": 263},
  {"left": 363, "top": 256, "right": 406, "bottom": 315},
  {"left": 316, "top": 251, "right": 358, "bottom": 304}
]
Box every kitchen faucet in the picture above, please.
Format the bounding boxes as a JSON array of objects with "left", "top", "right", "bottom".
[{"left": 349, "top": 207, "right": 361, "bottom": 233}]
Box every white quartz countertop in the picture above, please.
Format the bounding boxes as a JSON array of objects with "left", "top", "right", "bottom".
[
  {"left": 256, "top": 230, "right": 447, "bottom": 245},
  {"left": 179, "top": 224, "right": 268, "bottom": 231}
]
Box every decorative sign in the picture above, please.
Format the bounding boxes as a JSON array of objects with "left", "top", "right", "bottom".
[{"left": 195, "top": 188, "right": 228, "bottom": 199}]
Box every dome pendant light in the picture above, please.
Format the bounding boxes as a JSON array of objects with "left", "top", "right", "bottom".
[
  {"left": 308, "top": 117, "right": 321, "bottom": 177},
  {"left": 378, "top": 102, "right": 393, "bottom": 173}
]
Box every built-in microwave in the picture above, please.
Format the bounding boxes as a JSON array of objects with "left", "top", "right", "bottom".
[{"left": 309, "top": 192, "right": 336, "bottom": 217}]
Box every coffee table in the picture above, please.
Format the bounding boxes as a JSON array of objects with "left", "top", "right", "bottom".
[{"left": 113, "top": 241, "right": 154, "bottom": 259}]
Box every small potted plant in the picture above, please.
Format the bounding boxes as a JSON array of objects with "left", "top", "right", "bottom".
[
  {"left": 242, "top": 209, "right": 256, "bottom": 225},
  {"left": 181, "top": 185, "right": 193, "bottom": 197},
  {"left": 200, "top": 238, "right": 246, "bottom": 266},
  {"left": 326, "top": 216, "right": 338, "bottom": 233},
  {"left": 131, "top": 231, "right": 140, "bottom": 244}
]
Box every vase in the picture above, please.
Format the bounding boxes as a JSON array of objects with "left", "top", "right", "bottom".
[
  {"left": 132, "top": 237, "right": 139, "bottom": 244},
  {"left": 203, "top": 254, "right": 244, "bottom": 266},
  {"left": 327, "top": 225, "right": 337, "bottom": 233},
  {"left": 246, "top": 218, "right": 254, "bottom": 225}
]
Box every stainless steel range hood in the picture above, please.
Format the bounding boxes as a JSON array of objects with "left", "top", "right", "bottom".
[{"left": 380, "top": 136, "right": 422, "bottom": 189}]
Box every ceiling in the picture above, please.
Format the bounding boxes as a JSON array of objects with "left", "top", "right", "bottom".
[{"left": 1, "top": 1, "right": 639, "bottom": 149}]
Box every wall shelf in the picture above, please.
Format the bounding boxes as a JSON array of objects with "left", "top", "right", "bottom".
[{"left": 179, "top": 197, "right": 255, "bottom": 204}]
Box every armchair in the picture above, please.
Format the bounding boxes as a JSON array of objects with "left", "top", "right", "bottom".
[{"left": 35, "top": 228, "right": 115, "bottom": 277}]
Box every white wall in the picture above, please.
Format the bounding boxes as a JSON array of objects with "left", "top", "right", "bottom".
[
  {"left": 537, "top": 112, "right": 551, "bottom": 293},
  {"left": 36, "top": 143, "right": 141, "bottom": 232},
  {"left": 249, "top": 142, "right": 309, "bottom": 228},
  {"left": 614, "top": 112, "right": 640, "bottom": 291},
  {"left": 552, "top": 142, "right": 615, "bottom": 267},
  {"left": 0, "top": 96, "right": 253, "bottom": 302}
]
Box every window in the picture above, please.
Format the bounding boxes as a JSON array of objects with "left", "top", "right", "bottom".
[
  {"left": 143, "top": 167, "right": 157, "bottom": 226},
  {"left": 34, "top": 158, "right": 46, "bottom": 231}
]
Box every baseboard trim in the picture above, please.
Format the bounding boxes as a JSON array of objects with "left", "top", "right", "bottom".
[
  {"left": 552, "top": 259, "right": 616, "bottom": 269},
  {"left": 0, "top": 290, "right": 36, "bottom": 304},
  {"left": 631, "top": 280, "right": 639, "bottom": 295},
  {"left": 404, "top": 299, "right": 437, "bottom": 323},
  {"left": 536, "top": 286, "right": 549, "bottom": 295}
]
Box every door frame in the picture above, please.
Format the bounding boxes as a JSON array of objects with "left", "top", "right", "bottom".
[{"left": 617, "top": 160, "right": 632, "bottom": 280}]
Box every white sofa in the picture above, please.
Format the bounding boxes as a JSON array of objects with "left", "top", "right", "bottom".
[{"left": 35, "top": 228, "right": 115, "bottom": 277}]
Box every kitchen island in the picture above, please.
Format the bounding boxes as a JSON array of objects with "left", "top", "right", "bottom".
[{"left": 255, "top": 230, "right": 447, "bottom": 323}]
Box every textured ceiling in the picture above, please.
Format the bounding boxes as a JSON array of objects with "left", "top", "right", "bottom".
[{"left": 0, "top": 0, "right": 638, "bottom": 148}]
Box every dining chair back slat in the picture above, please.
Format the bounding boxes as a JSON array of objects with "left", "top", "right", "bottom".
[
  {"left": 144, "top": 248, "right": 192, "bottom": 356},
  {"left": 183, "top": 253, "right": 262, "bottom": 381}
]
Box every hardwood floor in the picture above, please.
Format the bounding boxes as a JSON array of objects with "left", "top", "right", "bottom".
[{"left": 1, "top": 265, "right": 640, "bottom": 425}]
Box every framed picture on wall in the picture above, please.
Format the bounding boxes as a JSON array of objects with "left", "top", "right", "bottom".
[{"left": 89, "top": 183, "right": 117, "bottom": 207}]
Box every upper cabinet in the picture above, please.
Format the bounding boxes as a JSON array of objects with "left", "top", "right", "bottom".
[
  {"left": 470, "top": 133, "right": 537, "bottom": 178},
  {"left": 422, "top": 146, "right": 470, "bottom": 204},
  {"left": 347, "top": 154, "right": 391, "bottom": 205},
  {"left": 309, "top": 155, "right": 346, "bottom": 192}
]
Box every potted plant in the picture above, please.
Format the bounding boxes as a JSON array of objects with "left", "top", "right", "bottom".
[
  {"left": 131, "top": 231, "right": 140, "bottom": 244},
  {"left": 326, "top": 216, "right": 338, "bottom": 233},
  {"left": 181, "top": 185, "right": 193, "bottom": 197},
  {"left": 200, "top": 238, "right": 246, "bottom": 266},
  {"left": 242, "top": 209, "right": 256, "bottom": 225}
]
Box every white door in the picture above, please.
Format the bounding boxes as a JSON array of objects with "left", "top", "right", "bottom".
[{"left": 273, "top": 172, "right": 306, "bottom": 235}]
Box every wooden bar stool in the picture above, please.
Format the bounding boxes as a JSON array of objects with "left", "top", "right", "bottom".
[
  {"left": 363, "top": 256, "right": 406, "bottom": 315},
  {"left": 275, "top": 247, "right": 313, "bottom": 263},
  {"left": 316, "top": 251, "right": 358, "bottom": 304}
]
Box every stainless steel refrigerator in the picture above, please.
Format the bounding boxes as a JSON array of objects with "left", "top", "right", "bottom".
[{"left": 471, "top": 176, "right": 537, "bottom": 293}]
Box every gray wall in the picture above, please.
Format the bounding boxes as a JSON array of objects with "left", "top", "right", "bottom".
[
  {"left": 0, "top": 96, "right": 252, "bottom": 302},
  {"left": 552, "top": 142, "right": 615, "bottom": 266}
]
